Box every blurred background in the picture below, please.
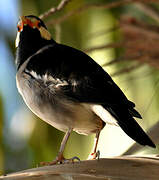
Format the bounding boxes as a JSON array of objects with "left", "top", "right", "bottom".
[{"left": 0, "top": 0, "right": 159, "bottom": 174}]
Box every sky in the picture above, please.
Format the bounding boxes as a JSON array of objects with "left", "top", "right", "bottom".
[
  {"left": 0, "top": 1, "right": 36, "bottom": 170},
  {"left": 0, "top": 0, "right": 20, "bottom": 124},
  {"left": 0, "top": 0, "right": 19, "bottom": 34}
]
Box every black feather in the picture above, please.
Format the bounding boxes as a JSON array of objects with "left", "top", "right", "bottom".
[
  {"left": 104, "top": 105, "right": 155, "bottom": 148},
  {"left": 129, "top": 108, "right": 142, "bottom": 119}
]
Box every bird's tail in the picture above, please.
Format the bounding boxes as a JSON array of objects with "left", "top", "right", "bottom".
[
  {"left": 105, "top": 105, "right": 156, "bottom": 148},
  {"left": 118, "top": 117, "right": 155, "bottom": 148}
]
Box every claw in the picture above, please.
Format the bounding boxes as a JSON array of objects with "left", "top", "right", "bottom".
[
  {"left": 40, "top": 155, "right": 80, "bottom": 166},
  {"left": 67, "top": 156, "right": 81, "bottom": 163},
  {"left": 88, "top": 150, "right": 100, "bottom": 160}
]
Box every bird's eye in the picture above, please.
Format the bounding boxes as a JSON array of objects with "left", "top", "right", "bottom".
[{"left": 17, "top": 25, "right": 20, "bottom": 32}]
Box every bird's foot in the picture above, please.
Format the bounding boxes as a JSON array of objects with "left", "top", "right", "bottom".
[
  {"left": 88, "top": 150, "right": 100, "bottom": 160},
  {"left": 63, "top": 156, "right": 81, "bottom": 164},
  {"left": 40, "top": 154, "right": 80, "bottom": 166}
]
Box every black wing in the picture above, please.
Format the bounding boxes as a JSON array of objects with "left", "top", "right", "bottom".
[
  {"left": 26, "top": 44, "right": 155, "bottom": 148},
  {"left": 26, "top": 44, "right": 135, "bottom": 106}
]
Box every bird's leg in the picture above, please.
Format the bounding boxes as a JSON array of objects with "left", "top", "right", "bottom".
[
  {"left": 88, "top": 131, "right": 100, "bottom": 160},
  {"left": 56, "top": 128, "right": 80, "bottom": 163},
  {"left": 40, "top": 128, "right": 73, "bottom": 166},
  {"left": 56, "top": 128, "right": 72, "bottom": 162}
]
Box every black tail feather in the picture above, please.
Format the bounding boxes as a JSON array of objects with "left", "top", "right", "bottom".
[
  {"left": 105, "top": 105, "right": 156, "bottom": 148},
  {"left": 129, "top": 108, "right": 142, "bottom": 119},
  {"left": 118, "top": 118, "right": 156, "bottom": 148}
]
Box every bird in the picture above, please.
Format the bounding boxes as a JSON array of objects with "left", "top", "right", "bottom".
[{"left": 15, "top": 15, "right": 155, "bottom": 164}]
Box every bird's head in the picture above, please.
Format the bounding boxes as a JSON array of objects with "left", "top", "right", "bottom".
[
  {"left": 15, "top": 15, "right": 55, "bottom": 68},
  {"left": 15, "top": 15, "right": 53, "bottom": 48}
]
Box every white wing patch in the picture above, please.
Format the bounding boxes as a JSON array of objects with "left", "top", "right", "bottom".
[
  {"left": 90, "top": 104, "right": 118, "bottom": 126},
  {"left": 27, "top": 70, "right": 68, "bottom": 87},
  {"left": 29, "top": 70, "right": 42, "bottom": 80}
]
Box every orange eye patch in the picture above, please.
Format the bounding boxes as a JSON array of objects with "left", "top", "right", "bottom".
[{"left": 17, "top": 16, "right": 41, "bottom": 32}]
